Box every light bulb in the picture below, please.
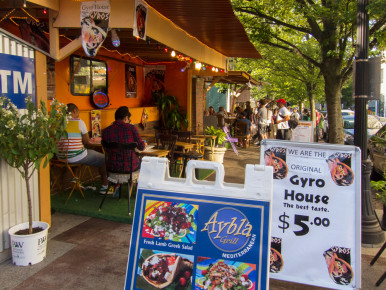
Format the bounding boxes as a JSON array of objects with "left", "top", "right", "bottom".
[
  {"left": 195, "top": 62, "right": 202, "bottom": 70},
  {"left": 111, "top": 29, "right": 120, "bottom": 47},
  {"left": 171, "top": 50, "right": 176, "bottom": 57},
  {"left": 23, "top": 0, "right": 27, "bottom": 7}
]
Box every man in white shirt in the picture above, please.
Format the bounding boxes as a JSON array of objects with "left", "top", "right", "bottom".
[{"left": 275, "top": 98, "right": 291, "bottom": 140}]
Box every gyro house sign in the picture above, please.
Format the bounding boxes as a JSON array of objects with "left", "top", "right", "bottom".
[{"left": 261, "top": 140, "right": 361, "bottom": 289}]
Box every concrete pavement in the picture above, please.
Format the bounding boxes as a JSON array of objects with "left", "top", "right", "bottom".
[{"left": 0, "top": 145, "right": 385, "bottom": 289}]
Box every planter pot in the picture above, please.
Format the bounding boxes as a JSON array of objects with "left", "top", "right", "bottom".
[
  {"left": 8, "top": 221, "right": 49, "bottom": 266},
  {"left": 204, "top": 146, "right": 227, "bottom": 163}
]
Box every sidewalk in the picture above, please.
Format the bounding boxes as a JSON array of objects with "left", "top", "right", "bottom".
[{"left": 0, "top": 145, "right": 385, "bottom": 289}]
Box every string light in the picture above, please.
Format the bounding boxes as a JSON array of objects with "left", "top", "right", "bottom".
[
  {"left": 23, "top": 0, "right": 27, "bottom": 8},
  {"left": 43, "top": 8, "right": 47, "bottom": 15},
  {"left": 195, "top": 62, "right": 202, "bottom": 70},
  {"left": 171, "top": 50, "right": 176, "bottom": 57}
]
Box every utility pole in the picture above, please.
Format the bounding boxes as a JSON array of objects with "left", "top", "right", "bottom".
[{"left": 354, "top": 0, "right": 384, "bottom": 244}]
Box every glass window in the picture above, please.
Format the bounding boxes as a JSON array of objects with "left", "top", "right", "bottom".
[{"left": 70, "top": 55, "right": 107, "bottom": 96}]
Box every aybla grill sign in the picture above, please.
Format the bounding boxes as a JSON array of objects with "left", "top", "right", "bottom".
[
  {"left": 125, "top": 189, "right": 270, "bottom": 290},
  {"left": 202, "top": 207, "right": 252, "bottom": 252}
]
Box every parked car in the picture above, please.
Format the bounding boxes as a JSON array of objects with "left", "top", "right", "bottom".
[
  {"left": 343, "top": 115, "right": 383, "bottom": 145},
  {"left": 322, "top": 109, "right": 355, "bottom": 141},
  {"left": 368, "top": 124, "right": 386, "bottom": 178}
]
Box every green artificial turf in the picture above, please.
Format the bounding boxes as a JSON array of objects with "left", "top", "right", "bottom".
[{"left": 51, "top": 168, "right": 214, "bottom": 224}]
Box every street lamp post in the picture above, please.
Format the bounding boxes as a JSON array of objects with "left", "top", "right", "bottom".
[{"left": 354, "top": 0, "right": 384, "bottom": 244}]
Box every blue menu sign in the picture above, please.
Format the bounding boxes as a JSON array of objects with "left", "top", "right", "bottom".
[{"left": 125, "top": 189, "right": 271, "bottom": 290}]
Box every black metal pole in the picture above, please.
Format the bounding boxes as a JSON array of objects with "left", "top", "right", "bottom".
[{"left": 354, "top": 0, "right": 384, "bottom": 244}]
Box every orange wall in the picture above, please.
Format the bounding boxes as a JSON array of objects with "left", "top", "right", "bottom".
[{"left": 54, "top": 48, "right": 189, "bottom": 127}]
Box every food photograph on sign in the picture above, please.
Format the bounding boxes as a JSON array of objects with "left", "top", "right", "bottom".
[
  {"left": 264, "top": 147, "right": 288, "bottom": 179},
  {"left": 136, "top": 249, "right": 194, "bottom": 289},
  {"left": 142, "top": 200, "right": 198, "bottom": 243},
  {"left": 326, "top": 153, "right": 354, "bottom": 186},
  {"left": 195, "top": 257, "right": 256, "bottom": 290},
  {"left": 323, "top": 246, "right": 354, "bottom": 286},
  {"left": 270, "top": 237, "right": 284, "bottom": 273}
]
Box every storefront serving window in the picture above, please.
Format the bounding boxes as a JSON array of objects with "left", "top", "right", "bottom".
[{"left": 70, "top": 55, "right": 107, "bottom": 95}]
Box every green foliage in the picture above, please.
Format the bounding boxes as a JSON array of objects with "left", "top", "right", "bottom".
[
  {"left": 154, "top": 92, "right": 188, "bottom": 131},
  {"left": 0, "top": 96, "right": 68, "bottom": 232},
  {"left": 204, "top": 126, "right": 227, "bottom": 147},
  {"left": 231, "top": 0, "right": 385, "bottom": 144},
  {"left": 370, "top": 180, "right": 386, "bottom": 206}
]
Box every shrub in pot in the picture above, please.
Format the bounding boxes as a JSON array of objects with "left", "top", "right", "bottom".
[
  {"left": 0, "top": 96, "right": 67, "bottom": 265},
  {"left": 204, "top": 126, "right": 227, "bottom": 163}
]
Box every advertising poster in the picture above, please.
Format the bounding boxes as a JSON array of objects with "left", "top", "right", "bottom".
[
  {"left": 0, "top": 53, "right": 35, "bottom": 109},
  {"left": 125, "top": 64, "right": 137, "bottom": 98},
  {"left": 125, "top": 189, "right": 271, "bottom": 290},
  {"left": 80, "top": 1, "right": 110, "bottom": 57},
  {"left": 291, "top": 120, "right": 314, "bottom": 142},
  {"left": 133, "top": 0, "right": 148, "bottom": 40},
  {"left": 91, "top": 110, "right": 101, "bottom": 138},
  {"left": 261, "top": 140, "right": 361, "bottom": 289},
  {"left": 144, "top": 65, "right": 165, "bottom": 105}
]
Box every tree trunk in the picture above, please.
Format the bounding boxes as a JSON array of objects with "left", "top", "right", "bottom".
[
  {"left": 24, "top": 162, "right": 33, "bottom": 234},
  {"left": 322, "top": 62, "right": 344, "bottom": 144}
]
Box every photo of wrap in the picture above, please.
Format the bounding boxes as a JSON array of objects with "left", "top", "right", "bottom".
[
  {"left": 326, "top": 153, "right": 354, "bottom": 186},
  {"left": 323, "top": 246, "right": 354, "bottom": 285}
]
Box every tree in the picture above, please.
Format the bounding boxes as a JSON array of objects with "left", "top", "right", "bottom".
[{"left": 232, "top": 0, "right": 386, "bottom": 144}]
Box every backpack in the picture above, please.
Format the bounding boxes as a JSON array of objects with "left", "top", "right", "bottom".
[{"left": 288, "top": 114, "right": 299, "bottom": 129}]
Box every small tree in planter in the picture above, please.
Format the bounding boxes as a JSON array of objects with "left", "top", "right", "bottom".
[
  {"left": 204, "top": 126, "right": 227, "bottom": 163},
  {"left": 0, "top": 96, "right": 67, "bottom": 234}
]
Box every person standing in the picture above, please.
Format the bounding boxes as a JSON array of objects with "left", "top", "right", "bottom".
[
  {"left": 302, "top": 108, "right": 311, "bottom": 120},
  {"left": 271, "top": 108, "right": 278, "bottom": 138},
  {"left": 252, "top": 99, "right": 268, "bottom": 145},
  {"left": 275, "top": 98, "right": 291, "bottom": 140},
  {"left": 291, "top": 107, "right": 300, "bottom": 120},
  {"left": 58, "top": 103, "right": 108, "bottom": 194},
  {"left": 102, "top": 106, "right": 147, "bottom": 174}
]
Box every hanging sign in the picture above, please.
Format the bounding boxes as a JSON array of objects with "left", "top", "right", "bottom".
[
  {"left": 125, "top": 159, "right": 273, "bottom": 290},
  {"left": 80, "top": 1, "right": 110, "bottom": 57},
  {"left": 133, "top": 0, "right": 148, "bottom": 40},
  {"left": 260, "top": 140, "right": 361, "bottom": 289}
]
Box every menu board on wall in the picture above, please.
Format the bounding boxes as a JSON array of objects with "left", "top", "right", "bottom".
[
  {"left": 261, "top": 140, "right": 361, "bottom": 289},
  {"left": 125, "top": 189, "right": 271, "bottom": 290}
]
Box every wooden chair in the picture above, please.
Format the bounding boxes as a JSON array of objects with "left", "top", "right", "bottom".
[
  {"left": 172, "top": 131, "right": 203, "bottom": 177},
  {"left": 50, "top": 140, "right": 89, "bottom": 203},
  {"left": 155, "top": 133, "right": 177, "bottom": 175},
  {"left": 99, "top": 141, "right": 138, "bottom": 215},
  {"left": 235, "top": 121, "right": 251, "bottom": 148}
]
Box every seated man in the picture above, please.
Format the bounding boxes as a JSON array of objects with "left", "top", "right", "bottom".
[
  {"left": 57, "top": 103, "right": 108, "bottom": 193},
  {"left": 102, "top": 106, "right": 147, "bottom": 174}
]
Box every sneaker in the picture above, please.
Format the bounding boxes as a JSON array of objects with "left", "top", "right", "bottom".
[
  {"left": 99, "top": 185, "right": 109, "bottom": 195},
  {"left": 254, "top": 140, "right": 260, "bottom": 145}
]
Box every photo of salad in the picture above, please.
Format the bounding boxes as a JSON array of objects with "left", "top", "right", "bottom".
[
  {"left": 142, "top": 201, "right": 198, "bottom": 243},
  {"left": 136, "top": 249, "right": 194, "bottom": 289},
  {"left": 195, "top": 257, "right": 256, "bottom": 290}
]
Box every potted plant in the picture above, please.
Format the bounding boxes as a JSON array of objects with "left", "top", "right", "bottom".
[
  {"left": 154, "top": 92, "right": 188, "bottom": 132},
  {"left": 370, "top": 177, "right": 386, "bottom": 230},
  {"left": 0, "top": 96, "right": 67, "bottom": 266},
  {"left": 203, "top": 126, "right": 227, "bottom": 163}
]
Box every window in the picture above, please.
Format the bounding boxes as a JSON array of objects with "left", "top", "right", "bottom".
[{"left": 70, "top": 55, "right": 107, "bottom": 96}]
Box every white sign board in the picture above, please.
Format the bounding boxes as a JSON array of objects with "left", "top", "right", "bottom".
[
  {"left": 260, "top": 140, "right": 361, "bottom": 289},
  {"left": 292, "top": 120, "right": 314, "bottom": 142}
]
